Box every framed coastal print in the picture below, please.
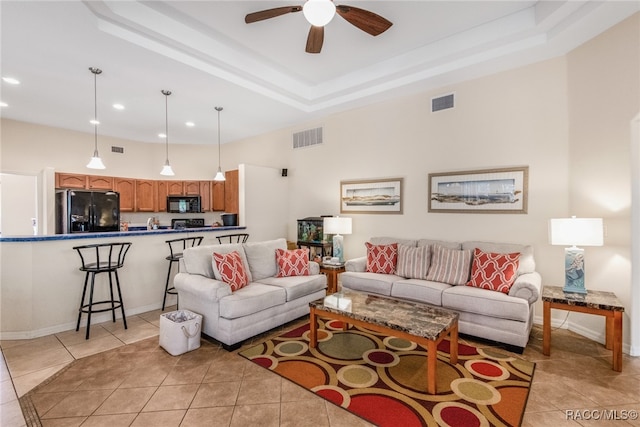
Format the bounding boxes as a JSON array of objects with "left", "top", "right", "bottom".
[
  {"left": 340, "top": 178, "right": 403, "bottom": 214},
  {"left": 428, "top": 166, "right": 528, "bottom": 214}
]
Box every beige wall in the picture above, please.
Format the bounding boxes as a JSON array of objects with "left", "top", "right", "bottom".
[
  {"left": 1, "top": 14, "right": 638, "bottom": 347},
  {"left": 565, "top": 13, "right": 640, "bottom": 341}
]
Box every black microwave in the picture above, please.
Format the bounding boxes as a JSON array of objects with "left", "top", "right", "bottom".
[{"left": 167, "top": 196, "right": 201, "bottom": 213}]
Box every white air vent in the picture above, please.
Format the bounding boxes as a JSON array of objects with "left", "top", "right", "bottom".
[
  {"left": 431, "top": 93, "right": 455, "bottom": 112},
  {"left": 293, "top": 127, "right": 323, "bottom": 149}
]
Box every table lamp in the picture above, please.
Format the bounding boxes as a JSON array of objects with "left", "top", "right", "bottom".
[
  {"left": 323, "top": 216, "right": 352, "bottom": 263},
  {"left": 549, "top": 217, "right": 603, "bottom": 294}
]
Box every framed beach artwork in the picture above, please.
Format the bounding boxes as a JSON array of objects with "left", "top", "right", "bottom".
[
  {"left": 340, "top": 178, "right": 403, "bottom": 214},
  {"left": 428, "top": 166, "right": 528, "bottom": 214}
]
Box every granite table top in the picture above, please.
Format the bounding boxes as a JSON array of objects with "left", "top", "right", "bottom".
[
  {"left": 310, "top": 290, "right": 459, "bottom": 341},
  {"left": 542, "top": 285, "right": 625, "bottom": 312}
]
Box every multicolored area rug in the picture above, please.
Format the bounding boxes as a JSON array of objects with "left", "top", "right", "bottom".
[{"left": 240, "top": 320, "right": 535, "bottom": 427}]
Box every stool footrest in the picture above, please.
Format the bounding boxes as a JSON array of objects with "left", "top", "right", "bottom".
[{"left": 79, "top": 300, "right": 123, "bottom": 314}]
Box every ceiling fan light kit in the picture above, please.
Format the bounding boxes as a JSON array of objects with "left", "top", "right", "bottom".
[
  {"left": 245, "top": 1, "right": 392, "bottom": 54},
  {"left": 303, "top": 0, "right": 336, "bottom": 27}
]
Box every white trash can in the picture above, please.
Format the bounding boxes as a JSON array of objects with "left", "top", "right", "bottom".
[{"left": 159, "top": 310, "right": 202, "bottom": 356}]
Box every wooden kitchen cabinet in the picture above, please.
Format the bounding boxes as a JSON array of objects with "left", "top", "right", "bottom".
[
  {"left": 212, "top": 181, "right": 225, "bottom": 211},
  {"left": 87, "top": 175, "right": 114, "bottom": 190},
  {"left": 56, "top": 173, "right": 88, "bottom": 189},
  {"left": 184, "top": 181, "right": 200, "bottom": 195},
  {"left": 167, "top": 181, "right": 184, "bottom": 195},
  {"left": 157, "top": 180, "right": 169, "bottom": 212},
  {"left": 135, "top": 179, "right": 157, "bottom": 212},
  {"left": 199, "top": 181, "right": 211, "bottom": 212},
  {"left": 224, "top": 170, "right": 239, "bottom": 215},
  {"left": 114, "top": 178, "right": 135, "bottom": 212}
]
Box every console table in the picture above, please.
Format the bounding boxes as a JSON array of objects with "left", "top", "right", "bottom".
[{"left": 542, "top": 285, "right": 625, "bottom": 371}]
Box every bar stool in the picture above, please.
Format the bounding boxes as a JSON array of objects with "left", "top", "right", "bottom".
[
  {"left": 163, "top": 236, "right": 203, "bottom": 310},
  {"left": 216, "top": 233, "right": 249, "bottom": 244},
  {"left": 73, "top": 242, "right": 132, "bottom": 339}
]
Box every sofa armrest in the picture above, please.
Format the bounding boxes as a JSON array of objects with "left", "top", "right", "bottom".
[
  {"left": 508, "top": 272, "right": 542, "bottom": 304},
  {"left": 174, "top": 272, "right": 232, "bottom": 302},
  {"left": 345, "top": 257, "right": 367, "bottom": 272},
  {"left": 309, "top": 261, "right": 320, "bottom": 275}
]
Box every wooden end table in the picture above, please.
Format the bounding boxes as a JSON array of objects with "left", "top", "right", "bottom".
[
  {"left": 310, "top": 290, "right": 459, "bottom": 394},
  {"left": 542, "top": 285, "right": 625, "bottom": 371},
  {"left": 319, "top": 263, "right": 345, "bottom": 294}
]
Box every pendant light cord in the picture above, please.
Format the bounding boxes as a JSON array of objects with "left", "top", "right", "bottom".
[
  {"left": 216, "top": 106, "right": 223, "bottom": 170},
  {"left": 164, "top": 91, "right": 169, "bottom": 160},
  {"left": 91, "top": 68, "right": 101, "bottom": 154}
]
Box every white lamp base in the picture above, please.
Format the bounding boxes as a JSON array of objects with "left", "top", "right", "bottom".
[
  {"left": 563, "top": 247, "right": 587, "bottom": 294},
  {"left": 332, "top": 234, "right": 344, "bottom": 263}
]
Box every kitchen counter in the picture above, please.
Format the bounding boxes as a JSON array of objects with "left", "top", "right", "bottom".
[
  {"left": 0, "top": 226, "right": 246, "bottom": 242},
  {"left": 0, "top": 225, "right": 247, "bottom": 339}
]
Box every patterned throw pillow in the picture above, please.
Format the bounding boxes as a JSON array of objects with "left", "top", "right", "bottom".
[
  {"left": 365, "top": 242, "right": 398, "bottom": 274},
  {"left": 466, "top": 248, "right": 520, "bottom": 294},
  {"left": 426, "top": 244, "right": 473, "bottom": 285},
  {"left": 396, "top": 244, "right": 431, "bottom": 279},
  {"left": 276, "top": 248, "right": 310, "bottom": 277},
  {"left": 213, "top": 251, "right": 249, "bottom": 291}
]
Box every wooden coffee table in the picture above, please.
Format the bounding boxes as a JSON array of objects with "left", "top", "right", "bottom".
[{"left": 309, "top": 290, "right": 459, "bottom": 394}]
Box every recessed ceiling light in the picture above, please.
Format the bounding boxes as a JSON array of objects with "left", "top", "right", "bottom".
[
  {"left": 2, "top": 77, "right": 20, "bottom": 85},
  {"left": 0, "top": 102, "right": 8, "bottom": 107},
  {"left": 113, "top": 103, "right": 125, "bottom": 110},
  {"left": 158, "top": 133, "right": 167, "bottom": 138},
  {"left": 185, "top": 121, "right": 195, "bottom": 127},
  {"left": 89, "top": 119, "right": 100, "bottom": 125}
]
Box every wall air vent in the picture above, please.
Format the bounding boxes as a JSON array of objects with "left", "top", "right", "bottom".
[
  {"left": 431, "top": 93, "right": 455, "bottom": 112},
  {"left": 293, "top": 127, "right": 323, "bottom": 149},
  {"left": 111, "top": 146, "right": 124, "bottom": 153}
]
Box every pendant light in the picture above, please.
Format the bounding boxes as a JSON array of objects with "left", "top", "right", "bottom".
[
  {"left": 86, "top": 67, "right": 105, "bottom": 169},
  {"left": 160, "top": 90, "right": 175, "bottom": 176},
  {"left": 213, "top": 106, "right": 226, "bottom": 181}
]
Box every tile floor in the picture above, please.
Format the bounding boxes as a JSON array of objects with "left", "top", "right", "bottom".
[{"left": 2, "top": 308, "right": 640, "bottom": 427}]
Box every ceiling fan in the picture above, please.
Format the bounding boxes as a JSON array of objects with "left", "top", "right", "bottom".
[{"left": 245, "top": 0, "right": 393, "bottom": 54}]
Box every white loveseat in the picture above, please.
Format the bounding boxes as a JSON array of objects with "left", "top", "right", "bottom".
[
  {"left": 174, "top": 238, "right": 327, "bottom": 349},
  {"left": 341, "top": 237, "right": 541, "bottom": 352}
]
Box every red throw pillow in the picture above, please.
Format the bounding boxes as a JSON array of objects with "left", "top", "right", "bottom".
[
  {"left": 365, "top": 242, "right": 398, "bottom": 274},
  {"left": 213, "top": 251, "right": 249, "bottom": 291},
  {"left": 466, "top": 248, "right": 520, "bottom": 294},
  {"left": 276, "top": 248, "right": 310, "bottom": 277}
]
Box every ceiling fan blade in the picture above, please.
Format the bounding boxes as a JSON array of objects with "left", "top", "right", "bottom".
[
  {"left": 245, "top": 6, "right": 302, "bottom": 24},
  {"left": 305, "top": 26, "right": 324, "bottom": 54},
  {"left": 335, "top": 5, "right": 393, "bottom": 36}
]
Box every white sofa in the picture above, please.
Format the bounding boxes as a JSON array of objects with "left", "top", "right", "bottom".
[
  {"left": 174, "top": 238, "right": 327, "bottom": 349},
  {"left": 341, "top": 237, "right": 541, "bottom": 352}
]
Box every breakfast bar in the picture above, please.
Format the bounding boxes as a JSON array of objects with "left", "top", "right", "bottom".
[{"left": 0, "top": 226, "right": 245, "bottom": 340}]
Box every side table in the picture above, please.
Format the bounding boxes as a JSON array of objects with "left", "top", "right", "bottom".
[
  {"left": 319, "top": 263, "right": 345, "bottom": 294},
  {"left": 542, "top": 285, "right": 625, "bottom": 371}
]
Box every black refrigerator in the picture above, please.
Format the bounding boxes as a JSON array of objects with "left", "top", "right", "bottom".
[{"left": 55, "top": 190, "right": 120, "bottom": 233}]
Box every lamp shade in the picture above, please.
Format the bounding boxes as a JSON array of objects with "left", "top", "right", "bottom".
[
  {"left": 549, "top": 217, "right": 603, "bottom": 247},
  {"left": 324, "top": 217, "right": 352, "bottom": 235},
  {"left": 303, "top": 0, "right": 336, "bottom": 26}
]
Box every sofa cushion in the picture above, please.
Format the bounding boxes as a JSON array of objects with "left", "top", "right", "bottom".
[
  {"left": 213, "top": 251, "right": 250, "bottom": 292},
  {"left": 183, "top": 243, "right": 252, "bottom": 282},
  {"left": 462, "top": 241, "right": 534, "bottom": 275},
  {"left": 466, "top": 248, "right": 520, "bottom": 294},
  {"left": 371, "top": 237, "right": 417, "bottom": 247},
  {"left": 417, "top": 239, "right": 461, "bottom": 250},
  {"left": 391, "top": 279, "right": 451, "bottom": 306},
  {"left": 426, "top": 245, "right": 473, "bottom": 285},
  {"left": 340, "top": 271, "right": 399, "bottom": 296},
  {"left": 396, "top": 245, "right": 430, "bottom": 279},
  {"left": 219, "top": 283, "right": 286, "bottom": 319},
  {"left": 365, "top": 242, "right": 398, "bottom": 274},
  {"left": 276, "top": 248, "right": 310, "bottom": 277},
  {"left": 243, "top": 238, "right": 287, "bottom": 280},
  {"left": 442, "top": 285, "right": 530, "bottom": 322},
  {"left": 258, "top": 274, "right": 327, "bottom": 301}
]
